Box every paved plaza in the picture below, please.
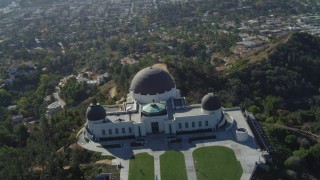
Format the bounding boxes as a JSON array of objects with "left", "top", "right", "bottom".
[{"left": 77, "top": 109, "right": 265, "bottom": 180}]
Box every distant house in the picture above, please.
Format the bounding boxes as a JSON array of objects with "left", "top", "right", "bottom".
[
  {"left": 259, "top": 29, "right": 270, "bottom": 36},
  {"left": 12, "top": 115, "right": 23, "bottom": 123},
  {"left": 44, "top": 95, "right": 52, "bottom": 103},
  {"left": 87, "top": 80, "right": 98, "bottom": 86},
  {"left": 269, "top": 29, "right": 282, "bottom": 36},
  {"left": 7, "top": 64, "right": 18, "bottom": 75},
  {"left": 59, "top": 75, "right": 75, "bottom": 87},
  {"left": 97, "top": 73, "right": 109, "bottom": 84},
  {"left": 76, "top": 74, "right": 87, "bottom": 83},
  {"left": 243, "top": 36, "right": 258, "bottom": 41},
  {"left": 5, "top": 75, "right": 15, "bottom": 86},
  {"left": 46, "top": 101, "right": 62, "bottom": 118},
  {"left": 239, "top": 33, "right": 250, "bottom": 40},
  {"left": 236, "top": 41, "right": 258, "bottom": 48},
  {"left": 120, "top": 57, "right": 138, "bottom": 65},
  {"left": 7, "top": 105, "right": 17, "bottom": 111}
]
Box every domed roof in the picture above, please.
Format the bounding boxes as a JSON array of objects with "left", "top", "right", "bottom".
[
  {"left": 201, "top": 93, "right": 221, "bottom": 111},
  {"left": 142, "top": 103, "right": 167, "bottom": 117},
  {"left": 86, "top": 104, "right": 106, "bottom": 121},
  {"left": 130, "top": 67, "right": 175, "bottom": 95}
]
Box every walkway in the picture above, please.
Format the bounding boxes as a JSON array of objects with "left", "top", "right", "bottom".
[
  {"left": 153, "top": 153, "right": 161, "bottom": 180},
  {"left": 182, "top": 150, "right": 197, "bottom": 180}
]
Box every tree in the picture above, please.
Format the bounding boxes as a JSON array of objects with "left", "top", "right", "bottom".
[
  {"left": 14, "top": 124, "right": 29, "bottom": 147},
  {"left": 309, "top": 143, "right": 320, "bottom": 159},
  {"left": 284, "top": 156, "right": 301, "bottom": 170},
  {"left": 0, "top": 89, "right": 12, "bottom": 107},
  {"left": 263, "top": 96, "right": 283, "bottom": 116},
  {"left": 0, "top": 146, "right": 34, "bottom": 180},
  {"left": 68, "top": 163, "right": 84, "bottom": 180},
  {"left": 248, "top": 105, "right": 261, "bottom": 114},
  {"left": 36, "top": 74, "right": 50, "bottom": 97},
  {"left": 284, "top": 134, "right": 298, "bottom": 149},
  {"left": 17, "top": 97, "right": 33, "bottom": 117}
]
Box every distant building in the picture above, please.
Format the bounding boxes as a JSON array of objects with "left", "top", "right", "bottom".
[
  {"left": 236, "top": 41, "right": 258, "bottom": 48},
  {"left": 97, "top": 73, "right": 109, "bottom": 84},
  {"left": 87, "top": 80, "right": 98, "bottom": 86},
  {"left": 5, "top": 75, "right": 15, "bottom": 86},
  {"left": 44, "top": 95, "right": 52, "bottom": 103},
  {"left": 46, "top": 101, "right": 62, "bottom": 118},
  {"left": 7, "top": 64, "right": 18, "bottom": 75},
  {"left": 7, "top": 105, "right": 17, "bottom": 111},
  {"left": 120, "top": 57, "right": 138, "bottom": 65},
  {"left": 12, "top": 115, "right": 23, "bottom": 123}
]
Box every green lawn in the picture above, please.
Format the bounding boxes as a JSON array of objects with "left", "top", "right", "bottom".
[
  {"left": 128, "top": 153, "right": 154, "bottom": 180},
  {"left": 193, "top": 146, "right": 243, "bottom": 180},
  {"left": 160, "top": 151, "right": 187, "bottom": 180}
]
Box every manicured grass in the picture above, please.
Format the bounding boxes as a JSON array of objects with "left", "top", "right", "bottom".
[
  {"left": 160, "top": 151, "right": 187, "bottom": 180},
  {"left": 193, "top": 146, "right": 243, "bottom": 180},
  {"left": 128, "top": 153, "right": 154, "bottom": 180}
]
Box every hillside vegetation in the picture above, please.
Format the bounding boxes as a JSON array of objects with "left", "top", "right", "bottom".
[{"left": 223, "top": 33, "right": 320, "bottom": 179}]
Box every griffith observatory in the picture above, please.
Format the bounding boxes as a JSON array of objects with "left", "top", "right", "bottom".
[{"left": 84, "top": 65, "right": 226, "bottom": 141}]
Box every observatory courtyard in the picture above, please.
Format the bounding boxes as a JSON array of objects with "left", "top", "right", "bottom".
[{"left": 77, "top": 65, "right": 268, "bottom": 180}]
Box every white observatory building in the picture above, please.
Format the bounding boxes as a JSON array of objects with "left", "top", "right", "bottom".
[{"left": 84, "top": 66, "right": 226, "bottom": 141}]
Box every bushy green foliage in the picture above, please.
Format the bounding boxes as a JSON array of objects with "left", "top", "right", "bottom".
[
  {"left": 284, "top": 143, "right": 320, "bottom": 178},
  {"left": 60, "top": 77, "right": 97, "bottom": 106},
  {"left": 167, "top": 60, "right": 225, "bottom": 102},
  {"left": 248, "top": 105, "right": 261, "bottom": 114},
  {"left": 0, "top": 89, "right": 12, "bottom": 107}
]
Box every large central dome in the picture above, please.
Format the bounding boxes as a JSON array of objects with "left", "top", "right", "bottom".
[{"left": 130, "top": 67, "right": 175, "bottom": 95}]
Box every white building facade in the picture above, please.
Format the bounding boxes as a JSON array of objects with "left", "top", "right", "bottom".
[{"left": 84, "top": 66, "right": 225, "bottom": 141}]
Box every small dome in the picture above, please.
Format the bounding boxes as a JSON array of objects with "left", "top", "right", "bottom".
[
  {"left": 86, "top": 104, "right": 106, "bottom": 121},
  {"left": 201, "top": 93, "right": 221, "bottom": 111},
  {"left": 130, "top": 67, "right": 175, "bottom": 95},
  {"left": 142, "top": 103, "right": 167, "bottom": 117}
]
